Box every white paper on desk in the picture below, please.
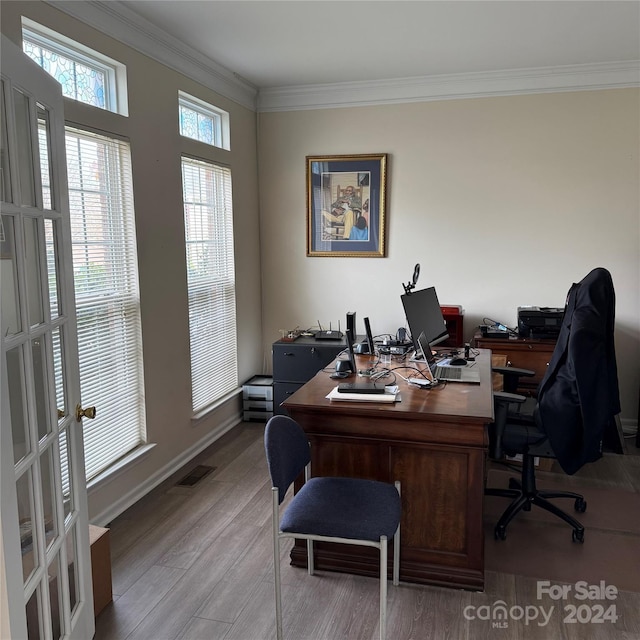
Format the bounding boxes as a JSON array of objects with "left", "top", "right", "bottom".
[{"left": 326, "top": 386, "right": 399, "bottom": 403}]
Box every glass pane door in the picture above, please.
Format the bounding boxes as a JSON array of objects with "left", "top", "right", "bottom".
[{"left": 1, "top": 34, "right": 94, "bottom": 640}]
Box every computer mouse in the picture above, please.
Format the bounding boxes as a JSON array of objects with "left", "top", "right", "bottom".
[{"left": 449, "top": 357, "right": 467, "bottom": 366}]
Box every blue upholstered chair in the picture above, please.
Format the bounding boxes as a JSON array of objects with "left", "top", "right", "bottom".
[{"left": 264, "top": 415, "right": 401, "bottom": 640}]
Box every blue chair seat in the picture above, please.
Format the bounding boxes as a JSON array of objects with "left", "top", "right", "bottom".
[{"left": 281, "top": 477, "right": 401, "bottom": 541}]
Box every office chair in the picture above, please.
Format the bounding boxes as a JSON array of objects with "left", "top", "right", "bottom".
[
  {"left": 485, "top": 267, "right": 620, "bottom": 544},
  {"left": 264, "top": 415, "right": 401, "bottom": 640},
  {"left": 486, "top": 389, "right": 588, "bottom": 542}
]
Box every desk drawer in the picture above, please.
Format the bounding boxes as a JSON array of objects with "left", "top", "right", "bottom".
[
  {"left": 475, "top": 335, "right": 555, "bottom": 391},
  {"left": 243, "top": 399, "right": 273, "bottom": 411},
  {"left": 274, "top": 382, "right": 304, "bottom": 415},
  {"left": 273, "top": 345, "right": 340, "bottom": 382},
  {"left": 492, "top": 347, "right": 553, "bottom": 387}
]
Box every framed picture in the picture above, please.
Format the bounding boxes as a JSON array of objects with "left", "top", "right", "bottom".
[{"left": 306, "top": 153, "right": 387, "bottom": 257}]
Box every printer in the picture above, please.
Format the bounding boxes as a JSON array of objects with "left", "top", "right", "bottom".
[{"left": 517, "top": 306, "right": 564, "bottom": 339}]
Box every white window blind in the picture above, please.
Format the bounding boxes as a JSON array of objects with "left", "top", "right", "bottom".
[
  {"left": 65, "top": 128, "right": 145, "bottom": 480},
  {"left": 182, "top": 157, "right": 237, "bottom": 413}
]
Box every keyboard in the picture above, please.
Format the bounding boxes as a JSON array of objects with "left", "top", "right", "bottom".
[{"left": 435, "top": 366, "right": 462, "bottom": 380}]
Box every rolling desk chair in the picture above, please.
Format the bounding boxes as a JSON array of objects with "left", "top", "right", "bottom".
[
  {"left": 486, "top": 267, "right": 621, "bottom": 543},
  {"left": 264, "top": 415, "right": 401, "bottom": 640}
]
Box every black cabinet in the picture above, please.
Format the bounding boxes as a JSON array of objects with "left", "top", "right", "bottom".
[{"left": 272, "top": 336, "right": 348, "bottom": 415}]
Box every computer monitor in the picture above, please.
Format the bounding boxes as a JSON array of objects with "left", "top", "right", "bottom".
[
  {"left": 344, "top": 328, "right": 358, "bottom": 373},
  {"left": 363, "top": 317, "right": 375, "bottom": 355},
  {"left": 346, "top": 311, "right": 356, "bottom": 338},
  {"left": 401, "top": 286, "right": 449, "bottom": 348}
]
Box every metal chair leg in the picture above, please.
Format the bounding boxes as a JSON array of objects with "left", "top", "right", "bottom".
[
  {"left": 393, "top": 481, "right": 401, "bottom": 586},
  {"left": 272, "top": 488, "right": 283, "bottom": 640},
  {"left": 307, "top": 539, "right": 314, "bottom": 575},
  {"left": 379, "top": 535, "right": 387, "bottom": 640}
]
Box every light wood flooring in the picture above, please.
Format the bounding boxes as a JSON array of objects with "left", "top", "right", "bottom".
[{"left": 94, "top": 422, "right": 640, "bottom": 640}]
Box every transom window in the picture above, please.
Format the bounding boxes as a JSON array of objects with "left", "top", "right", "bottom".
[
  {"left": 179, "top": 91, "right": 230, "bottom": 150},
  {"left": 22, "top": 18, "right": 128, "bottom": 116}
]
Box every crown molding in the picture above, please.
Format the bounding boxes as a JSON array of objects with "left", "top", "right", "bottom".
[
  {"left": 258, "top": 61, "right": 640, "bottom": 112},
  {"left": 48, "top": 0, "right": 258, "bottom": 111},
  {"left": 47, "top": 2, "right": 638, "bottom": 114}
]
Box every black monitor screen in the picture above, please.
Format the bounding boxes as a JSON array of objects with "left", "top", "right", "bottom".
[
  {"left": 363, "top": 317, "right": 375, "bottom": 354},
  {"left": 401, "top": 287, "right": 449, "bottom": 348},
  {"left": 345, "top": 328, "right": 358, "bottom": 373}
]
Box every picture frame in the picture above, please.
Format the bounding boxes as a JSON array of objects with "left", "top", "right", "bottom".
[{"left": 306, "top": 153, "right": 387, "bottom": 257}]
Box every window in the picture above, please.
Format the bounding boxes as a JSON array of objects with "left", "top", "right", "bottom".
[
  {"left": 182, "top": 157, "right": 237, "bottom": 414},
  {"left": 179, "top": 91, "right": 230, "bottom": 150},
  {"left": 40, "top": 125, "right": 145, "bottom": 480},
  {"left": 22, "top": 19, "right": 128, "bottom": 115}
]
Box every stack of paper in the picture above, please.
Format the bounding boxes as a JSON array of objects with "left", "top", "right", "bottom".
[{"left": 326, "top": 385, "right": 400, "bottom": 403}]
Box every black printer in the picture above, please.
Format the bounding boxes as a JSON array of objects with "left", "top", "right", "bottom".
[{"left": 517, "top": 306, "right": 564, "bottom": 339}]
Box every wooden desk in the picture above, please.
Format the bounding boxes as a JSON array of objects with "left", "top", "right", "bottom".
[{"left": 283, "top": 350, "right": 494, "bottom": 590}]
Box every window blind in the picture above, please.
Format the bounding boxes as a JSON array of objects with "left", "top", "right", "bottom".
[
  {"left": 65, "top": 127, "right": 145, "bottom": 480},
  {"left": 181, "top": 157, "right": 238, "bottom": 413}
]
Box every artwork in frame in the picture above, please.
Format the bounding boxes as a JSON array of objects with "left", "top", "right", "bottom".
[{"left": 306, "top": 153, "right": 388, "bottom": 257}]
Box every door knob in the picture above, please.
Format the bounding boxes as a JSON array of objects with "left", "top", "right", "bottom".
[{"left": 75, "top": 404, "right": 97, "bottom": 421}]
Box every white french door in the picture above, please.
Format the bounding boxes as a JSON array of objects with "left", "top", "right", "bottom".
[{"left": 1, "top": 34, "right": 94, "bottom": 639}]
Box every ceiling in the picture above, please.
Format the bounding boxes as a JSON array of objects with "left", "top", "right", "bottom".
[{"left": 118, "top": 0, "right": 640, "bottom": 89}]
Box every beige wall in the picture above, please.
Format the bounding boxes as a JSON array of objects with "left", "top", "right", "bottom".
[
  {"left": 258, "top": 90, "right": 640, "bottom": 422},
  {"left": 2, "top": 2, "right": 262, "bottom": 523}
]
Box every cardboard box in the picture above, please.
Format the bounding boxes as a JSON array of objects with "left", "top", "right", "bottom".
[{"left": 89, "top": 525, "right": 112, "bottom": 617}]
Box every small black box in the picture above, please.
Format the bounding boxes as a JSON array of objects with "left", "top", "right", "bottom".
[
  {"left": 390, "top": 344, "right": 412, "bottom": 354},
  {"left": 480, "top": 325, "right": 509, "bottom": 339}
]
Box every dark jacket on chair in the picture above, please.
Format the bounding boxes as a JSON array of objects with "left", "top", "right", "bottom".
[{"left": 536, "top": 267, "right": 621, "bottom": 475}]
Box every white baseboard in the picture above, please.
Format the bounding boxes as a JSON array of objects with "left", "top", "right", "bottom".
[{"left": 621, "top": 418, "right": 638, "bottom": 436}]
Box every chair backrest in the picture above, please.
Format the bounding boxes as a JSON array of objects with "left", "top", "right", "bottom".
[
  {"left": 265, "top": 415, "right": 312, "bottom": 504},
  {"left": 536, "top": 267, "right": 620, "bottom": 474}
]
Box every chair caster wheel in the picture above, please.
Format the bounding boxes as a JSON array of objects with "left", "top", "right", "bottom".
[
  {"left": 572, "top": 529, "right": 585, "bottom": 543},
  {"left": 495, "top": 526, "right": 507, "bottom": 541},
  {"left": 574, "top": 498, "right": 587, "bottom": 513}
]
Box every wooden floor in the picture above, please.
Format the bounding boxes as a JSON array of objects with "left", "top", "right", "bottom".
[{"left": 94, "top": 422, "right": 640, "bottom": 640}]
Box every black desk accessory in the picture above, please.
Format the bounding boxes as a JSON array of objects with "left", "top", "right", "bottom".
[
  {"left": 402, "top": 263, "right": 420, "bottom": 295},
  {"left": 315, "top": 331, "right": 344, "bottom": 340},
  {"left": 335, "top": 360, "right": 354, "bottom": 374},
  {"left": 315, "top": 320, "right": 343, "bottom": 340},
  {"left": 337, "top": 383, "right": 385, "bottom": 394}
]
